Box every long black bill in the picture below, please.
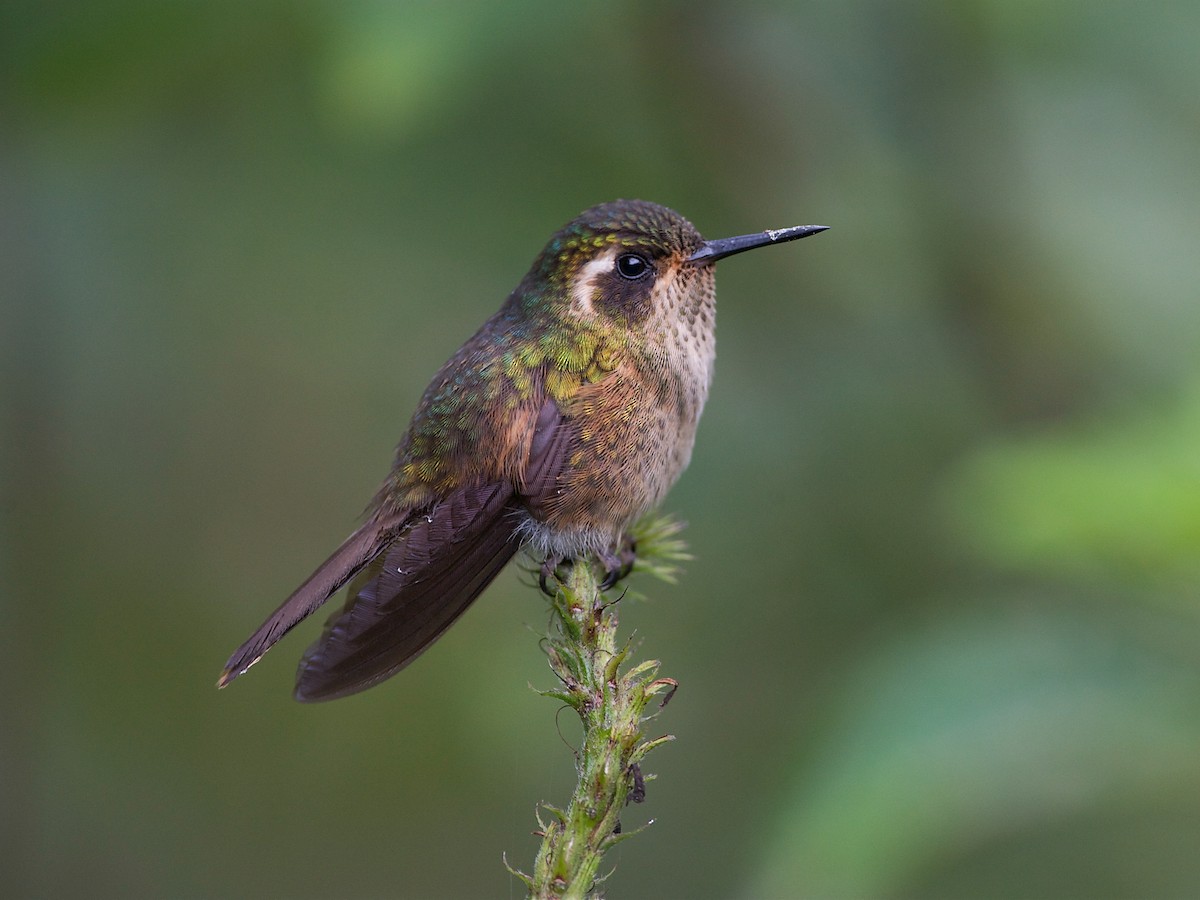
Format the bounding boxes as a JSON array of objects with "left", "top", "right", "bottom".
[{"left": 688, "top": 224, "right": 829, "bottom": 265}]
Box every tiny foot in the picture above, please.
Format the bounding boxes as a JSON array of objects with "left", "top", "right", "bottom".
[
  {"left": 617, "top": 534, "right": 637, "bottom": 580},
  {"left": 598, "top": 534, "right": 637, "bottom": 591},
  {"left": 539, "top": 554, "right": 567, "bottom": 596}
]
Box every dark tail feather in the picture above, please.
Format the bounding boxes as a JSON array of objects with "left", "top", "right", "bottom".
[
  {"left": 293, "top": 481, "right": 520, "bottom": 702},
  {"left": 217, "top": 517, "right": 397, "bottom": 688}
]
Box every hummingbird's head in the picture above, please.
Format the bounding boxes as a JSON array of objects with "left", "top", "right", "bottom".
[
  {"left": 522, "top": 199, "right": 827, "bottom": 333},
  {"left": 525, "top": 199, "right": 706, "bottom": 329}
]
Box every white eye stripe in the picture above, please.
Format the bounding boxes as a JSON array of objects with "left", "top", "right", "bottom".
[
  {"left": 571, "top": 251, "right": 617, "bottom": 314},
  {"left": 581, "top": 253, "right": 617, "bottom": 277}
]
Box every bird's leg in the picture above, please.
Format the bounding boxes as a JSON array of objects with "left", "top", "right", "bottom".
[
  {"left": 618, "top": 533, "right": 637, "bottom": 580},
  {"left": 544, "top": 533, "right": 637, "bottom": 594},
  {"left": 539, "top": 554, "right": 567, "bottom": 596},
  {"left": 598, "top": 534, "right": 637, "bottom": 591}
]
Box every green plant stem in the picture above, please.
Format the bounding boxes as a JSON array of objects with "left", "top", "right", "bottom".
[{"left": 512, "top": 543, "right": 680, "bottom": 899}]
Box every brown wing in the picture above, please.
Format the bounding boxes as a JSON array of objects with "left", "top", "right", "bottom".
[
  {"left": 292, "top": 481, "right": 521, "bottom": 701},
  {"left": 294, "top": 399, "right": 580, "bottom": 701},
  {"left": 217, "top": 515, "right": 406, "bottom": 688},
  {"left": 520, "top": 395, "right": 577, "bottom": 517}
]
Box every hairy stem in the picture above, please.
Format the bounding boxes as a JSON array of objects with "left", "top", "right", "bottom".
[{"left": 509, "top": 516, "right": 686, "bottom": 899}]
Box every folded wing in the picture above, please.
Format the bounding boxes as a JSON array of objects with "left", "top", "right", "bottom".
[
  {"left": 292, "top": 481, "right": 521, "bottom": 701},
  {"left": 217, "top": 515, "right": 400, "bottom": 688}
]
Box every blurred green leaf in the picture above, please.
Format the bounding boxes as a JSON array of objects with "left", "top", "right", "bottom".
[
  {"left": 749, "top": 605, "right": 1200, "bottom": 898},
  {"left": 945, "top": 383, "right": 1200, "bottom": 587}
]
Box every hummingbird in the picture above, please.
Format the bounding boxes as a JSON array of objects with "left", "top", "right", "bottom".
[{"left": 218, "top": 200, "right": 827, "bottom": 701}]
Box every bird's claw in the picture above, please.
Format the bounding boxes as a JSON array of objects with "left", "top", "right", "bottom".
[
  {"left": 540, "top": 535, "right": 637, "bottom": 595},
  {"left": 599, "top": 562, "right": 621, "bottom": 592},
  {"left": 598, "top": 535, "right": 637, "bottom": 591},
  {"left": 539, "top": 555, "right": 565, "bottom": 597}
]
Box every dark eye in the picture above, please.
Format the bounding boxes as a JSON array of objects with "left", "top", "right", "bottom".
[{"left": 615, "top": 252, "right": 650, "bottom": 280}]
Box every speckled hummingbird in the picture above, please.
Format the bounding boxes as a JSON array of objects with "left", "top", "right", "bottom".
[{"left": 218, "top": 200, "right": 827, "bottom": 701}]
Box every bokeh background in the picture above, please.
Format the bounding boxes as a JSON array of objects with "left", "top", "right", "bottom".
[{"left": 4, "top": 2, "right": 1200, "bottom": 897}]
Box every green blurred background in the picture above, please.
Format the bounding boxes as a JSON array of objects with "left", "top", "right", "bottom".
[{"left": 4, "top": 1, "right": 1200, "bottom": 897}]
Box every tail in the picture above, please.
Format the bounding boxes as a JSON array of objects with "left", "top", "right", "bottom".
[
  {"left": 217, "top": 516, "right": 396, "bottom": 688},
  {"left": 293, "top": 481, "right": 520, "bottom": 701}
]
